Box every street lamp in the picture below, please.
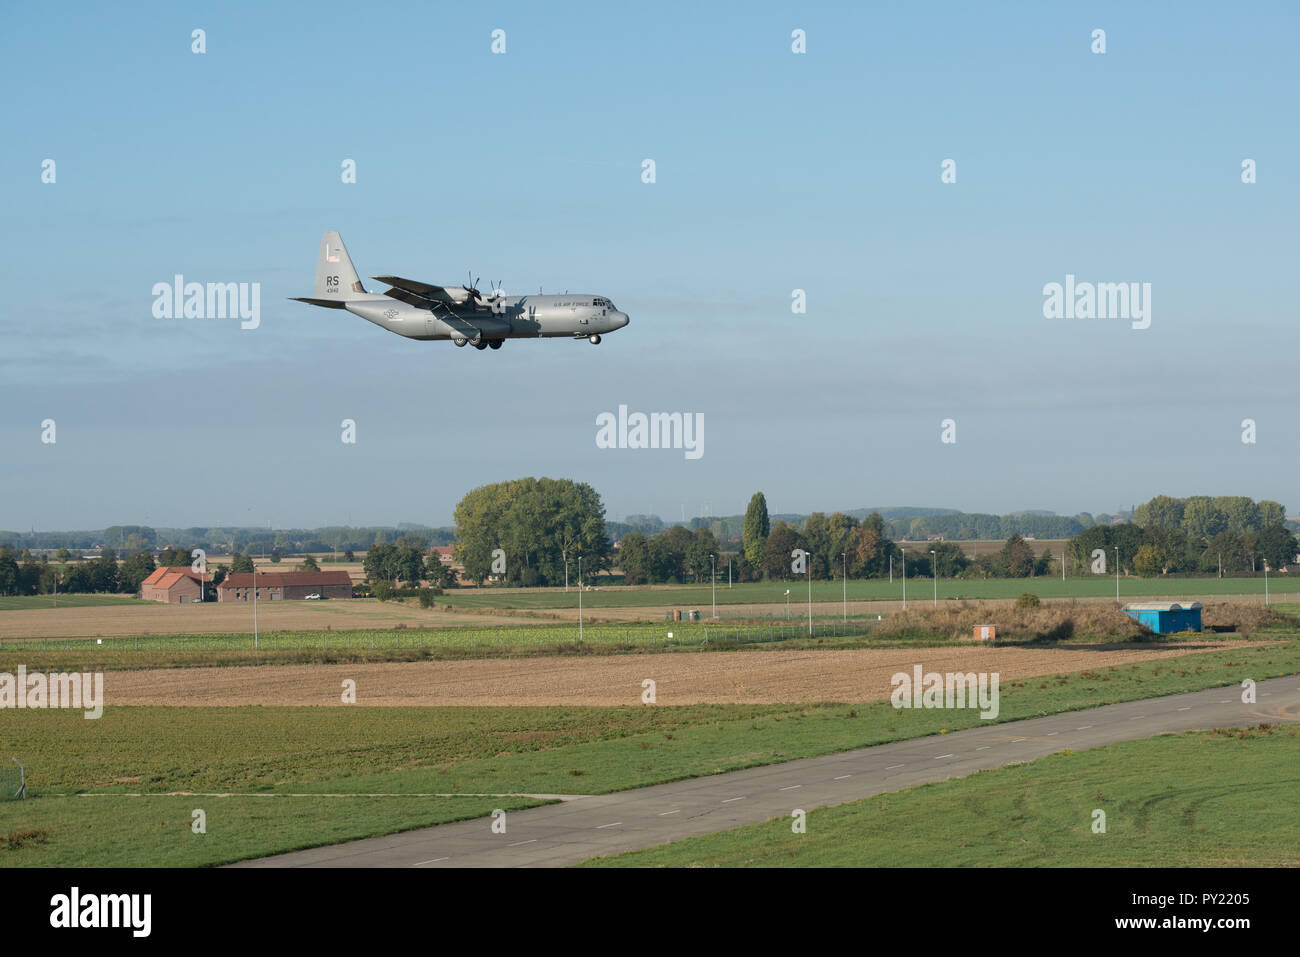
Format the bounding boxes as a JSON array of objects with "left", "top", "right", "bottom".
[
  {"left": 252, "top": 562, "right": 258, "bottom": 650},
  {"left": 1113, "top": 546, "right": 1120, "bottom": 604},
  {"left": 784, "top": 589, "right": 790, "bottom": 618},
  {"left": 578, "top": 555, "right": 583, "bottom": 644},
  {"left": 901, "top": 548, "right": 907, "bottom": 611},
  {"left": 806, "top": 550, "right": 812, "bottom": 637},
  {"left": 1265, "top": 561, "right": 1270, "bottom": 607},
  {"left": 840, "top": 552, "right": 847, "bottom": 623},
  {"left": 930, "top": 549, "right": 937, "bottom": 607},
  {"left": 711, "top": 554, "right": 716, "bottom": 618}
]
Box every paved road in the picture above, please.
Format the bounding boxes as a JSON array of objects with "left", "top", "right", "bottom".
[{"left": 236, "top": 676, "right": 1300, "bottom": 868}]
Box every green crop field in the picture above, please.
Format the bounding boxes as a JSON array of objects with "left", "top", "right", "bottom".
[
  {"left": 0, "top": 594, "right": 140, "bottom": 611},
  {"left": 0, "top": 618, "right": 868, "bottom": 657},
  {"left": 4, "top": 638, "right": 1300, "bottom": 866},
  {"left": 583, "top": 727, "right": 1300, "bottom": 867},
  {"left": 439, "top": 576, "right": 1299, "bottom": 610}
]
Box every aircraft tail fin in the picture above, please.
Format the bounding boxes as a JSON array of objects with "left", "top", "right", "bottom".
[{"left": 311, "top": 230, "right": 367, "bottom": 299}]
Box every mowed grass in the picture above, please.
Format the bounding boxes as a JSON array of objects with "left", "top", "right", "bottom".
[
  {"left": 3, "top": 639, "right": 1300, "bottom": 865},
  {"left": 0, "top": 795, "right": 546, "bottom": 868},
  {"left": 582, "top": 727, "right": 1300, "bottom": 867},
  {"left": 440, "top": 577, "right": 1299, "bottom": 610},
  {"left": 0, "top": 594, "right": 140, "bottom": 611}
]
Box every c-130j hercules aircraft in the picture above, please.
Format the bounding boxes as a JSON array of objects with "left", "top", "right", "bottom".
[{"left": 291, "top": 231, "right": 629, "bottom": 350}]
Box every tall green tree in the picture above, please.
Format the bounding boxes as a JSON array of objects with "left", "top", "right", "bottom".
[
  {"left": 762, "top": 522, "right": 805, "bottom": 581},
  {"left": 453, "top": 478, "right": 612, "bottom": 586},
  {"left": 742, "top": 492, "right": 770, "bottom": 574},
  {"left": 1255, "top": 525, "right": 1299, "bottom": 572},
  {"left": 1181, "top": 496, "right": 1227, "bottom": 540},
  {"left": 850, "top": 513, "right": 894, "bottom": 578},
  {"left": 1134, "top": 495, "right": 1185, "bottom": 529},
  {"left": 998, "top": 535, "right": 1036, "bottom": 578},
  {"left": 616, "top": 533, "right": 650, "bottom": 585},
  {"left": 120, "top": 550, "right": 157, "bottom": 592}
]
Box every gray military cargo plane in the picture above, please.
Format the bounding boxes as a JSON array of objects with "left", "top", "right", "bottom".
[{"left": 291, "top": 231, "right": 629, "bottom": 350}]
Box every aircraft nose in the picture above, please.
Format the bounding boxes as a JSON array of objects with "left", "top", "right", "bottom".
[{"left": 613, "top": 311, "right": 630, "bottom": 329}]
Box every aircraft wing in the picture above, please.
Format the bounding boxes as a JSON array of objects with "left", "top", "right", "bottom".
[{"left": 373, "top": 275, "right": 478, "bottom": 307}]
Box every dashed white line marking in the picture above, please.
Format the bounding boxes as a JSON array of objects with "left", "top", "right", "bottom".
[
  {"left": 779, "top": 785, "right": 802, "bottom": 791},
  {"left": 507, "top": 839, "right": 536, "bottom": 847},
  {"left": 934, "top": 754, "right": 954, "bottom": 759},
  {"left": 1011, "top": 737, "right": 1027, "bottom": 743},
  {"left": 1046, "top": 731, "right": 1058, "bottom": 736},
  {"left": 1177, "top": 707, "right": 1191, "bottom": 711},
  {"left": 1129, "top": 716, "right": 1145, "bottom": 720},
  {"left": 721, "top": 797, "right": 746, "bottom": 803},
  {"left": 658, "top": 810, "right": 681, "bottom": 816},
  {"left": 595, "top": 822, "right": 622, "bottom": 829},
  {"left": 1076, "top": 726, "right": 1092, "bottom": 731},
  {"left": 885, "top": 764, "right": 905, "bottom": 770},
  {"left": 834, "top": 774, "right": 852, "bottom": 780},
  {"left": 1220, "top": 700, "right": 1232, "bottom": 704},
  {"left": 976, "top": 746, "right": 990, "bottom": 751},
  {"left": 413, "top": 857, "right": 449, "bottom": 866}
]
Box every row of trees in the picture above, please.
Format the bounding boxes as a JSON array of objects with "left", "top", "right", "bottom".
[
  {"left": 1069, "top": 522, "right": 1298, "bottom": 576},
  {"left": 621, "top": 499, "right": 1056, "bottom": 584},
  {"left": 892, "top": 512, "right": 1086, "bottom": 542},
  {"left": 616, "top": 526, "right": 747, "bottom": 585},
  {"left": 0, "top": 547, "right": 161, "bottom": 596},
  {"left": 363, "top": 542, "right": 457, "bottom": 589},
  {"left": 1133, "top": 495, "right": 1288, "bottom": 540}
]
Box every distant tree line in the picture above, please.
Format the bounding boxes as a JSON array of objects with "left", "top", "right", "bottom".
[
  {"left": 0, "top": 546, "right": 158, "bottom": 596},
  {"left": 1069, "top": 520, "right": 1297, "bottom": 577},
  {"left": 618, "top": 493, "right": 1063, "bottom": 584}
]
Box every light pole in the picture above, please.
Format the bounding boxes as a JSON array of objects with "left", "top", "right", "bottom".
[
  {"left": 728, "top": 556, "right": 732, "bottom": 588},
  {"left": 1265, "top": 562, "right": 1270, "bottom": 607},
  {"left": 806, "top": 551, "right": 812, "bottom": 636},
  {"left": 1113, "top": 546, "right": 1120, "bottom": 604},
  {"left": 901, "top": 548, "right": 907, "bottom": 611},
  {"left": 1061, "top": 549, "right": 1066, "bottom": 582},
  {"left": 785, "top": 589, "right": 790, "bottom": 618},
  {"left": 711, "top": 554, "right": 716, "bottom": 618},
  {"left": 565, "top": 558, "right": 569, "bottom": 593},
  {"left": 840, "top": 552, "right": 847, "bottom": 622},
  {"left": 889, "top": 553, "right": 893, "bottom": 584},
  {"left": 252, "top": 563, "right": 258, "bottom": 650},
  {"left": 931, "top": 549, "right": 938, "bottom": 607},
  {"left": 578, "top": 555, "right": 583, "bottom": 644}
]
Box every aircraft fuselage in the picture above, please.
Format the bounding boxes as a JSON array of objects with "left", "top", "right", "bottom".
[{"left": 346, "top": 294, "right": 630, "bottom": 342}]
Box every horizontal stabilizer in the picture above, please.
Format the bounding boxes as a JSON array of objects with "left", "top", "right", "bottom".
[{"left": 290, "top": 296, "right": 351, "bottom": 309}]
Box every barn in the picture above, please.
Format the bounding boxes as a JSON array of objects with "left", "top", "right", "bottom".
[
  {"left": 1122, "top": 602, "right": 1202, "bottom": 634},
  {"left": 140, "top": 567, "right": 204, "bottom": 603},
  {"left": 217, "top": 570, "right": 353, "bottom": 602}
]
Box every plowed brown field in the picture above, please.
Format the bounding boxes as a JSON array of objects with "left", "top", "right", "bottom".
[{"left": 103, "top": 640, "right": 1255, "bottom": 707}]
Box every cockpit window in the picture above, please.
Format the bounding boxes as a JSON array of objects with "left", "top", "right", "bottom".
[{"left": 593, "top": 298, "right": 607, "bottom": 307}]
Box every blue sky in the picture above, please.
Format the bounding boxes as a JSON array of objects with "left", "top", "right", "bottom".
[{"left": 3, "top": 1, "right": 1297, "bottom": 530}]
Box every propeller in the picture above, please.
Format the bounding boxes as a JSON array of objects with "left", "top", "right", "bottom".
[{"left": 462, "top": 271, "right": 483, "bottom": 303}]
